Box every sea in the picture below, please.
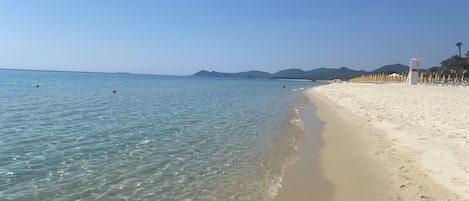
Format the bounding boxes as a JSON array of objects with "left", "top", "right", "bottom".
[{"left": 0, "top": 69, "right": 323, "bottom": 201}]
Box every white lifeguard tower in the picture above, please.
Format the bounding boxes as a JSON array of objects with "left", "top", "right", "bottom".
[{"left": 408, "top": 58, "right": 419, "bottom": 85}]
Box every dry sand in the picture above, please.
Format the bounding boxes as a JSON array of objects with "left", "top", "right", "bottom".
[{"left": 305, "top": 82, "right": 469, "bottom": 201}]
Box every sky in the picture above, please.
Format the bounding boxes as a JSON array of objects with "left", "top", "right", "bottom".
[{"left": 0, "top": 0, "right": 468, "bottom": 75}]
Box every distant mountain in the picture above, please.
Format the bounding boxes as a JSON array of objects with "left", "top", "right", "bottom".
[
  {"left": 193, "top": 70, "right": 234, "bottom": 77},
  {"left": 269, "top": 67, "right": 366, "bottom": 80},
  {"left": 271, "top": 68, "right": 309, "bottom": 79},
  {"left": 236, "top": 70, "right": 272, "bottom": 78},
  {"left": 309, "top": 67, "right": 368, "bottom": 80},
  {"left": 193, "top": 64, "right": 409, "bottom": 80},
  {"left": 372, "top": 64, "right": 409, "bottom": 74},
  {"left": 307, "top": 68, "right": 331, "bottom": 76}
]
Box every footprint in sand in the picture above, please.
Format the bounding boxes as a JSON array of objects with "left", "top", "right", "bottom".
[
  {"left": 420, "top": 195, "right": 436, "bottom": 201},
  {"left": 399, "top": 182, "right": 414, "bottom": 190},
  {"left": 399, "top": 166, "right": 409, "bottom": 173}
]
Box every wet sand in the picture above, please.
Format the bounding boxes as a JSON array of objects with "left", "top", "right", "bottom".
[{"left": 274, "top": 103, "right": 333, "bottom": 201}]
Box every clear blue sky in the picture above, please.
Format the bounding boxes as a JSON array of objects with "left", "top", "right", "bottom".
[{"left": 0, "top": 0, "right": 468, "bottom": 75}]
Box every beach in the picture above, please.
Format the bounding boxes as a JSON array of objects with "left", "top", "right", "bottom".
[{"left": 303, "top": 82, "right": 468, "bottom": 200}]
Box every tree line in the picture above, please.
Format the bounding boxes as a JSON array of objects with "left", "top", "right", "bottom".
[{"left": 425, "top": 42, "right": 468, "bottom": 76}]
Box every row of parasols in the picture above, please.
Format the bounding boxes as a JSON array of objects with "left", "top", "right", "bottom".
[{"left": 350, "top": 71, "right": 469, "bottom": 84}]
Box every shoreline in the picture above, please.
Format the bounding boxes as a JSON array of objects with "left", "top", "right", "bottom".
[
  {"left": 275, "top": 86, "right": 394, "bottom": 201},
  {"left": 306, "top": 83, "right": 466, "bottom": 200},
  {"left": 274, "top": 100, "right": 333, "bottom": 201}
]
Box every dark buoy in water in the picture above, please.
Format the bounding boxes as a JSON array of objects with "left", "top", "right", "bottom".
[
  {"left": 113, "top": 90, "right": 117, "bottom": 93},
  {"left": 35, "top": 84, "right": 40, "bottom": 88}
]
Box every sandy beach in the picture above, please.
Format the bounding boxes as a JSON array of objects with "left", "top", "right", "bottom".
[{"left": 304, "top": 82, "right": 469, "bottom": 201}]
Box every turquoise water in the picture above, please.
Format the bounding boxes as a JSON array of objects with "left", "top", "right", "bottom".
[{"left": 0, "top": 70, "right": 322, "bottom": 201}]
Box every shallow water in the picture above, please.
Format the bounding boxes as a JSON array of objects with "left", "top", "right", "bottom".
[{"left": 0, "top": 70, "right": 322, "bottom": 200}]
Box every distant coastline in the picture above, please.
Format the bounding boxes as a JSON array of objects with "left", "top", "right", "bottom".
[
  {"left": 0, "top": 63, "right": 411, "bottom": 80},
  {"left": 192, "top": 64, "right": 409, "bottom": 81}
]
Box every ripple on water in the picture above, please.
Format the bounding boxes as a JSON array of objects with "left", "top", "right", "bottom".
[{"left": 0, "top": 70, "right": 321, "bottom": 200}]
